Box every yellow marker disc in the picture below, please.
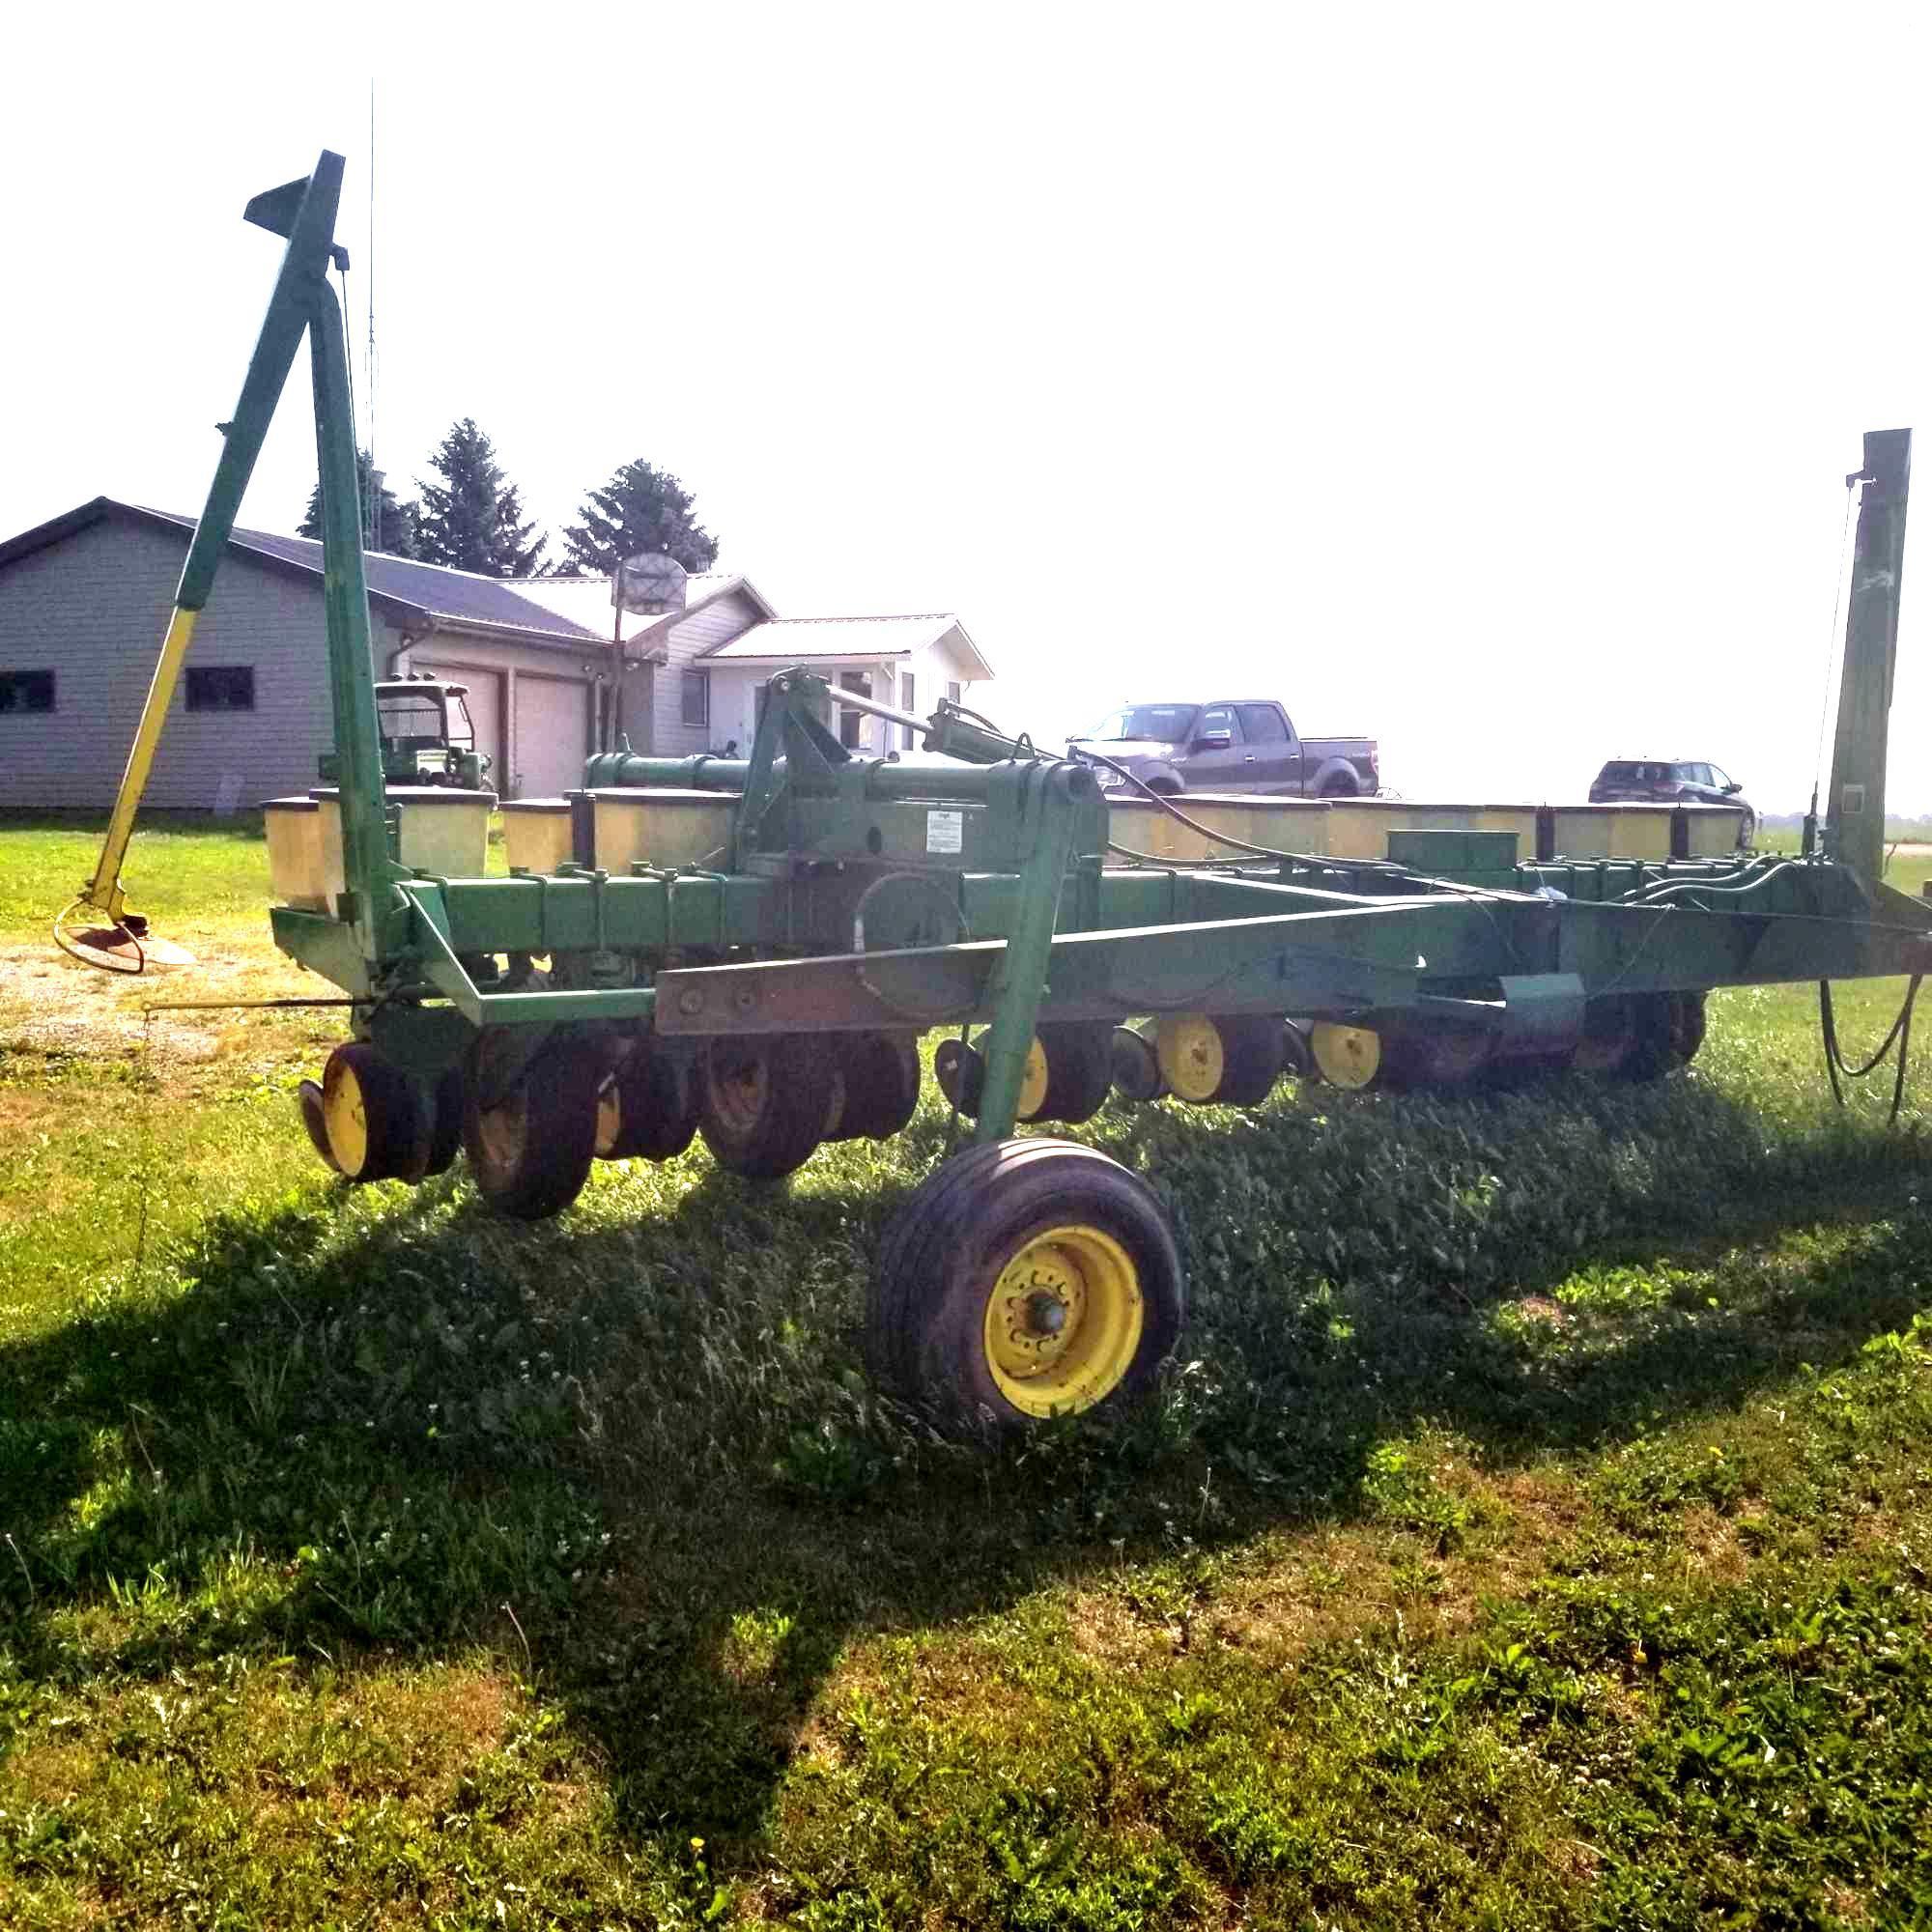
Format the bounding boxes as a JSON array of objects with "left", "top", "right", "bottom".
[
  {"left": 1310, "top": 1022, "right": 1381, "bottom": 1090},
  {"left": 323, "top": 1056, "right": 370, "bottom": 1174},
  {"left": 1155, "top": 1012, "right": 1225, "bottom": 1104},
  {"left": 981, "top": 1223, "right": 1145, "bottom": 1417},
  {"left": 1015, "top": 1036, "right": 1050, "bottom": 1122}
]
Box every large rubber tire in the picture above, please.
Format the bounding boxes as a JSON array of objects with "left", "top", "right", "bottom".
[
  {"left": 698, "top": 1034, "right": 834, "bottom": 1179},
  {"left": 867, "top": 1138, "right": 1185, "bottom": 1435},
  {"left": 319, "top": 1041, "right": 429, "bottom": 1183},
  {"left": 596, "top": 1036, "right": 697, "bottom": 1162},
  {"left": 827, "top": 1032, "right": 922, "bottom": 1142},
  {"left": 463, "top": 1036, "right": 602, "bottom": 1220}
]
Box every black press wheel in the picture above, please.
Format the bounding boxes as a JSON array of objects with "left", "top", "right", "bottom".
[
  {"left": 1377, "top": 1026, "right": 1494, "bottom": 1094},
  {"left": 463, "top": 1035, "right": 602, "bottom": 1219},
  {"left": 866, "top": 1137, "right": 1185, "bottom": 1435},
  {"left": 1154, "top": 1011, "right": 1285, "bottom": 1106},
  {"left": 699, "top": 1034, "right": 834, "bottom": 1179},
  {"left": 1622, "top": 991, "right": 1708, "bottom": 1081},
  {"left": 1030, "top": 1022, "right": 1115, "bottom": 1124},
  {"left": 420, "top": 1066, "right": 466, "bottom": 1178},
  {"left": 827, "top": 1031, "right": 923, "bottom": 1142},
  {"left": 316, "top": 1041, "right": 429, "bottom": 1183},
  {"left": 596, "top": 1035, "right": 698, "bottom": 1162}
]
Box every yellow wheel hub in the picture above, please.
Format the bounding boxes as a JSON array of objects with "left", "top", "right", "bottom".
[
  {"left": 710, "top": 1050, "right": 769, "bottom": 1134},
  {"left": 981, "top": 1223, "right": 1144, "bottom": 1417},
  {"left": 595, "top": 1078, "right": 623, "bottom": 1157},
  {"left": 1015, "top": 1036, "right": 1050, "bottom": 1122},
  {"left": 475, "top": 1088, "right": 529, "bottom": 1173},
  {"left": 323, "top": 1057, "right": 369, "bottom": 1174},
  {"left": 1155, "top": 1012, "right": 1224, "bottom": 1103},
  {"left": 1310, "top": 1022, "right": 1381, "bottom": 1090}
]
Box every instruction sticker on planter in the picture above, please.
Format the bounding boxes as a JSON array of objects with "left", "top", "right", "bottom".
[{"left": 926, "top": 809, "right": 964, "bottom": 855}]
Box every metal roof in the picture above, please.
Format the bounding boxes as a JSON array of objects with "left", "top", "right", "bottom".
[
  {"left": 138, "top": 511, "right": 610, "bottom": 644},
  {"left": 701, "top": 614, "right": 991, "bottom": 678},
  {"left": 0, "top": 500, "right": 988, "bottom": 675},
  {"left": 502, "top": 569, "right": 775, "bottom": 644}
]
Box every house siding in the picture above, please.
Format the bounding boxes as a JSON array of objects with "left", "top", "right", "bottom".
[
  {"left": 652, "top": 592, "right": 763, "bottom": 756},
  {"left": 0, "top": 517, "right": 604, "bottom": 810},
  {"left": 0, "top": 520, "right": 351, "bottom": 809}
]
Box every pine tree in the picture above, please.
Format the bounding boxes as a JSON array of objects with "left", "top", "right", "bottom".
[
  {"left": 297, "top": 449, "right": 420, "bottom": 558},
  {"left": 561, "top": 459, "right": 719, "bottom": 578},
  {"left": 412, "top": 419, "right": 548, "bottom": 577}
]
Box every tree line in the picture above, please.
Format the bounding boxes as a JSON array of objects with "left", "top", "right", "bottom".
[{"left": 298, "top": 419, "right": 719, "bottom": 580}]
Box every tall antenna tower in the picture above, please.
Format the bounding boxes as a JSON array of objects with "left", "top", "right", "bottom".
[{"left": 364, "top": 81, "right": 380, "bottom": 551}]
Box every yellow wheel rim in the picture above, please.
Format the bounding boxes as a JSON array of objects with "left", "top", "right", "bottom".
[
  {"left": 1311, "top": 1022, "right": 1381, "bottom": 1090},
  {"left": 1015, "top": 1036, "right": 1050, "bottom": 1122},
  {"left": 595, "top": 1077, "right": 623, "bottom": 1157},
  {"left": 323, "top": 1058, "right": 369, "bottom": 1174},
  {"left": 1155, "top": 1012, "right": 1225, "bottom": 1103},
  {"left": 475, "top": 1089, "right": 528, "bottom": 1174},
  {"left": 981, "top": 1223, "right": 1144, "bottom": 1417},
  {"left": 710, "top": 1049, "right": 769, "bottom": 1134}
]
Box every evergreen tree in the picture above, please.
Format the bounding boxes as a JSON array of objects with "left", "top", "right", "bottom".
[
  {"left": 561, "top": 459, "right": 719, "bottom": 577},
  {"left": 298, "top": 449, "right": 420, "bottom": 558},
  {"left": 412, "top": 418, "right": 548, "bottom": 577}
]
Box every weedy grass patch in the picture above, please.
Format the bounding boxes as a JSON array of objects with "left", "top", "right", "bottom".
[{"left": 2, "top": 820, "right": 1930, "bottom": 1926}]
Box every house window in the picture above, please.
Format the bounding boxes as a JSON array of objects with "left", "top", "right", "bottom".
[
  {"left": 0, "top": 669, "right": 55, "bottom": 713},
  {"left": 899, "top": 672, "right": 917, "bottom": 751},
  {"left": 946, "top": 681, "right": 963, "bottom": 706},
  {"left": 681, "top": 669, "right": 709, "bottom": 727},
  {"left": 838, "top": 671, "right": 871, "bottom": 750},
  {"left": 185, "top": 666, "right": 254, "bottom": 712}
]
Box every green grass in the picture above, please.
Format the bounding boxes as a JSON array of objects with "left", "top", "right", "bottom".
[{"left": 3, "top": 821, "right": 1932, "bottom": 1926}]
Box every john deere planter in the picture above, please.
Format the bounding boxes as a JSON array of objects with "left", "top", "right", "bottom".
[{"left": 71, "top": 153, "right": 1932, "bottom": 1435}]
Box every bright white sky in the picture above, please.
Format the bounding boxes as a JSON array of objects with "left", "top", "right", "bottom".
[{"left": 4, "top": 4, "right": 1929, "bottom": 810}]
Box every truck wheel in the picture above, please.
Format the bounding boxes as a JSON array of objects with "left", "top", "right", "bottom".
[
  {"left": 464, "top": 1036, "right": 601, "bottom": 1219},
  {"left": 866, "top": 1137, "right": 1185, "bottom": 1434},
  {"left": 699, "top": 1034, "right": 833, "bottom": 1179}
]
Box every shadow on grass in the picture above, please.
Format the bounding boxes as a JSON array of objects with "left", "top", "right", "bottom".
[{"left": 1, "top": 1065, "right": 1928, "bottom": 1849}]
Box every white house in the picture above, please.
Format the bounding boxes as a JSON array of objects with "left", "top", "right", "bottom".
[{"left": 0, "top": 497, "right": 991, "bottom": 807}]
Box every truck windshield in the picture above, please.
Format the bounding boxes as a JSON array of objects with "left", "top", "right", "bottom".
[
  {"left": 377, "top": 693, "right": 445, "bottom": 750},
  {"left": 1082, "top": 704, "right": 1198, "bottom": 743}
]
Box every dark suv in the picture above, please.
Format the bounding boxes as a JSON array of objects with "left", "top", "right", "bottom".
[{"left": 1588, "top": 759, "right": 1754, "bottom": 846}]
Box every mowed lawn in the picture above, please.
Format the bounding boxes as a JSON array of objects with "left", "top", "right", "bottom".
[{"left": 2, "top": 812, "right": 1930, "bottom": 1929}]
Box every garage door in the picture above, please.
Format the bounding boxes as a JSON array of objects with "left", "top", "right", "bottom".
[
  {"left": 414, "top": 662, "right": 503, "bottom": 792},
  {"left": 516, "top": 674, "right": 591, "bottom": 798}
]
